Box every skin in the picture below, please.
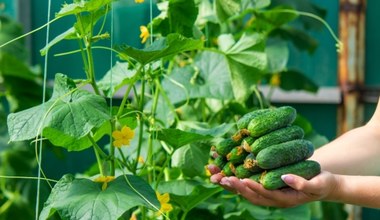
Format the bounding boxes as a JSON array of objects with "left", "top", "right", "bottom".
[{"left": 209, "top": 97, "right": 380, "bottom": 209}]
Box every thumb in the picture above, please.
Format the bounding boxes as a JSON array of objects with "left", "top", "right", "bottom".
[{"left": 281, "top": 174, "right": 308, "bottom": 190}]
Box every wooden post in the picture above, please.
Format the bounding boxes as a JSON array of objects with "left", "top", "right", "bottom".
[{"left": 338, "top": 0, "right": 366, "bottom": 219}]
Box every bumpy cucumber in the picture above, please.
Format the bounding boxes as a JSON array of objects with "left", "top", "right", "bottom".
[
  {"left": 212, "top": 155, "right": 227, "bottom": 169},
  {"left": 243, "top": 153, "right": 262, "bottom": 173},
  {"left": 237, "top": 108, "right": 272, "bottom": 130},
  {"left": 215, "top": 138, "right": 240, "bottom": 156},
  {"left": 241, "top": 136, "right": 255, "bottom": 152},
  {"left": 234, "top": 164, "right": 254, "bottom": 178},
  {"left": 221, "top": 162, "right": 236, "bottom": 176},
  {"left": 251, "top": 125, "right": 304, "bottom": 155},
  {"left": 249, "top": 172, "right": 263, "bottom": 182},
  {"left": 227, "top": 146, "right": 249, "bottom": 164},
  {"left": 256, "top": 139, "right": 314, "bottom": 169},
  {"left": 260, "top": 160, "right": 321, "bottom": 190},
  {"left": 247, "top": 106, "right": 297, "bottom": 137}
]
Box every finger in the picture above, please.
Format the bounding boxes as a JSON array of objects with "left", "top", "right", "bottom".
[
  {"left": 207, "top": 164, "right": 221, "bottom": 175},
  {"left": 210, "top": 173, "right": 224, "bottom": 183}
]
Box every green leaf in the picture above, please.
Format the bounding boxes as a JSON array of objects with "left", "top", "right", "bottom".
[
  {"left": 7, "top": 74, "right": 110, "bottom": 151},
  {"left": 252, "top": 6, "right": 298, "bottom": 32},
  {"left": 223, "top": 33, "right": 268, "bottom": 101},
  {"left": 171, "top": 144, "right": 209, "bottom": 177},
  {"left": 97, "top": 62, "right": 139, "bottom": 97},
  {"left": 279, "top": 70, "right": 319, "bottom": 93},
  {"left": 242, "top": 0, "right": 271, "bottom": 10},
  {"left": 215, "top": 0, "right": 241, "bottom": 23},
  {"left": 117, "top": 33, "right": 203, "bottom": 65},
  {"left": 162, "top": 51, "right": 234, "bottom": 104},
  {"left": 266, "top": 37, "right": 289, "bottom": 73},
  {"left": 40, "top": 27, "right": 76, "bottom": 56},
  {"left": 156, "top": 128, "right": 212, "bottom": 149},
  {"left": 56, "top": 0, "right": 112, "bottom": 17},
  {"left": 0, "top": 53, "right": 39, "bottom": 80},
  {"left": 158, "top": 179, "right": 222, "bottom": 212},
  {"left": 39, "top": 174, "right": 159, "bottom": 220}
]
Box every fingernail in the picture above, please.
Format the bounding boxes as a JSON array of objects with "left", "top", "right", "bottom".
[
  {"left": 281, "top": 175, "right": 294, "bottom": 184},
  {"left": 220, "top": 178, "right": 231, "bottom": 187}
]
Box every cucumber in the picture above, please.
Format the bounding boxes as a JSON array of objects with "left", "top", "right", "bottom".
[
  {"left": 249, "top": 172, "right": 263, "bottom": 182},
  {"left": 234, "top": 164, "right": 254, "bottom": 179},
  {"left": 212, "top": 155, "right": 227, "bottom": 169},
  {"left": 237, "top": 108, "right": 272, "bottom": 130},
  {"left": 247, "top": 106, "right": 297, "bottom": 137},
  {"left": 260, "top": 160, "right": 321, "bottom": 190},
  {"left": 221, "top": 162, "right": 236, "bottom": 177},
  {"left": 256, "top": 139, "right": 314, "bottom": 169},
  {"left": 241, "top": 136, "right": 255, "bottom": 152},
  {"left": 243, "top": 153, "right": 262, "bottom": 173},
  {"left": 251, "top": 125, "right": 304, "bottom": 155},
  {"left": 215, "top": 138, "right": 240, "bottom": 156},
  {"left": 226, "top": 146, "right": 249, "bottom": 164}
]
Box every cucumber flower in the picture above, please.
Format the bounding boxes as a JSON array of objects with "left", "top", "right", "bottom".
[
  {"left": 139, "top": 25, "right": 150, "bottom": 44},
  {"left": 94, "top": 176, "right": 115, "bottom": 191},
  {"left": 156, "top": 191, "right": 173, "bottom": 215},
  {"left": 135, "top": 0, "right": 144, "bottom": 3},
  {"left": 270, "top": 74, "right": 281, "bottom": 87},
  {"left": 112, "top": 126, "right": 135, "bottom": 148}
]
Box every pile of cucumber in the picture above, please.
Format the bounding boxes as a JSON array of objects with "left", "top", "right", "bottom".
[{"left": 210, "top": 106, "right": 321, "bottom": 190}]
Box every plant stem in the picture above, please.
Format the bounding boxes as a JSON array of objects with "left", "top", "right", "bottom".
[
  {"left": 88, "top": 134, "right": 106, "bottom": 176},
  {"left": 133, "top": 70, "right": 146, "bottom": 173}
]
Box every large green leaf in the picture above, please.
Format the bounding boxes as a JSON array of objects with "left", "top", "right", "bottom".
[
  {"left": 162, "top": 51, "right": 234, "bottom": 104},
  {"left": 151, "top": 0, "right": 198, "bottom": 37},
  {"left": 215, "top": 0, "right": 241, "bottom": 23},
  {"left": 222, "top": 33, "right": 268, "bottom": 101},
  {"left": 271, "top": 26, "right": 318, "bottom": 53},
  {"left": 171, "top": 143, "right": 210, "bottom": 177},
  {"left": 39, "top": 174, "right": 159, "bottom": 220},
  {"left": 40, "top": 27, "right": 76, "bottom": 56},
  {"left": 97, "top": 62, "right": 139, "bottom": 97},
  {"left": 117, "top": 34, "right": 203, "bottom": 65},
  {"left": 7, "top": 74, "right": 110, "bottom": 151},
  {"left": 156, "top": 122, "right": 233, "bottom": 149},
  {"left": 56, "top": 0, "right": 112, "bottom": 17},
  {"left": 266, "top": 37, "right": 289, "bottom": 73},
  {"left": 158, "top": 179, "right": 222, "bottom": 212}
]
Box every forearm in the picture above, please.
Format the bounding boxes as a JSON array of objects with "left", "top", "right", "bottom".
[{"left": 326, "top": 174, "right": 380, "bottom": 208}]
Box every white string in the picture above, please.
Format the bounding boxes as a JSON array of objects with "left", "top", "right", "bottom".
[{"left": 35, "top": 0, "right": 52, "bottom": 219}]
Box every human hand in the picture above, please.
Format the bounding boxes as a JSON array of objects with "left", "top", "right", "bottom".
[{"left": 208, "top": 168, "right": 339, "bottom": 208}]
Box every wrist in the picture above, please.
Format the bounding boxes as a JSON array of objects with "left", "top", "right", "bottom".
[{"left": 324, "top": 174, "right": 344, "bottom": 202}]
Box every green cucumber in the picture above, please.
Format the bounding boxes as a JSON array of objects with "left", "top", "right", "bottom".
[
  {"left": 260, "top": 160, "right": 321, "bottom": 190},
  {"left": 221, "top": 162, "right": 236, "bottom": 177},
  {"left": 212, "top": 155, "right": 227, "bottom": 169},
  {"left": 226, "top": 146, "right": 249, "bottom": 164},
  {"left": 237, "top": 108, "right": 272, "bottom": 130},
  {"left": 256, "top": 139, "right": 314, "bottom": 169},
  {"left": 247, "top": 106, "right": 297, "bottom": 137},
  {"left": 251, "top": 125, "right": 304, "bottom": 155},
  {"left": 234, "top": 164, "right": 253, "bottom": 179},
  {"left": 215, "top": 138, "right": 240, "bottom": 156},
  {"left": 241, "top": 136, "right": 255, "bottom": 152},
  {"left": 243, "top": 153, "right": 262, "bottom": 173},
  {"left": 249, "top": 172, "right": 263, "bottom": 182}
]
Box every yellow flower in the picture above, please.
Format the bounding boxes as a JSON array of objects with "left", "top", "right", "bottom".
[
  {"left": 112, "top": 126, "right": 135, "bottom": 148},
  {"left": 138, "top": 156, "right": 145, "bottom": 164},
  {"left": 135, "top": 0, "right": 144, "bottom": 3},
  {"left": 140, "top": 26, "right": 150, "bottom": 44},
  {"left": 94, "top": 175, "right": 115, "bottom": 191},
  {"left": 270, "top": 74, "right": 281, "bottom": 86},
  {"left": 156, "top": 191, "right": 173, "bottom": 215}
]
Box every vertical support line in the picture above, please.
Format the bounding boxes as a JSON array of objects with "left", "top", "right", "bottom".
[
  {"left": 35, "top": 0, "right": 52, "bottom": 219},
  {"left": 109, "top": 2, "right": 115, "bottom": 176}
]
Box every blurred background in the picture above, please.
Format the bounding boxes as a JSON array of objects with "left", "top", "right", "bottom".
[{"left": 1, "top": 0, "right": 379, "bottom": 219}]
